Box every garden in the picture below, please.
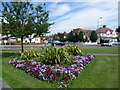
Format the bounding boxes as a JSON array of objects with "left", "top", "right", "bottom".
[
  {"left": 8, "top": 45, "right": 94, "bottom": 88},
  {"left": 2, "top": 45, "right": 118, "bottom": 88}
]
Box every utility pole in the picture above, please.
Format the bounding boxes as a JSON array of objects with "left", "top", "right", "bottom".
[{"left": 97, "top": 17, "right": 102, "bottom": 29}]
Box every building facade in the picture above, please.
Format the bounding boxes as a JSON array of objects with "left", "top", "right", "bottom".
[{"left": 96, "top": 25, "right": 118, "bottom": 42}]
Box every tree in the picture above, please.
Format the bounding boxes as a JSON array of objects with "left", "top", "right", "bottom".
[
  {"left": 74, "top": 33, "right": 79, "bottom": 42},
  {"left": 66, "top": 31, "right": 74, "bottom": 42},
  {"left": 116, "top": 26, "right": 120, "bottom": 42},
  {"left": 33, "top": 3, "right": 53, "bottom": 36},
  {"left": 116, "top": 26, "right": 120, "bottom": 33},
  {"left": 90, "top": 31, "right": 98, "bottom": 42},
  {"left": 2, "top": 2, "right": 52, "bottom": 52},
  {"left": 78, "top": 31, "right": 84, "bottom": 42}
]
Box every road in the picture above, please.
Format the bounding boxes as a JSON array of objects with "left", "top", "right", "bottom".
[{"left": 0, "top": 43, "right": 119, "bottom": 49}]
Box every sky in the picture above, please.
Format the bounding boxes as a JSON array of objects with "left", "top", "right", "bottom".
[{"left": 0, "top": 0, "right": 119, "bottom": 36}]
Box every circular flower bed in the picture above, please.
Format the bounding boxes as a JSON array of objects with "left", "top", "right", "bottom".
[{"left": 9, "top": 54, "right": 95, "bottom": 88}]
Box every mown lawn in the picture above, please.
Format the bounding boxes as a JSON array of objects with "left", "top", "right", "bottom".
[
  {"left": 2, "top": 53, "right": 118, "bottom": 88},
  {"left": 1, "top": 46, "right": 119, "bottom": 54},
  {"left": 0, "top": 52, "right": 2, "bottom": 77},
  {"left": 69, "top": 56, "right": 118, "bottom": 88},
  {"left": 2, "top": 53, "right": 58, "bottom": 88},
  {"left": 81, "top": 47, "right": 119, "bottom": 54}
]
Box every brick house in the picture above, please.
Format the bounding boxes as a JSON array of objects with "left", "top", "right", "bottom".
[{"left": 96, "top": 25, "right": 118, "bottom": 42}]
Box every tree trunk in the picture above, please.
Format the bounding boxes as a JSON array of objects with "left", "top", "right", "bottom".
[{"left": 21, "top": 36, "right": 24, "bottom": 52}]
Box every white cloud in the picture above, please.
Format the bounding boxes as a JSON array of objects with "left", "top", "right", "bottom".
[
  {"left": 49, "top": 3, "right": 71, "bottom": 18},
  {"left": 48, "top": 2, "right": 118, "bottom": 34},
  {"left": 29, "top": 0, "right": 119, "bottom": 2}
]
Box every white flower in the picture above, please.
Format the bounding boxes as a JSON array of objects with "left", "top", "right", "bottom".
[{"left": 58, "top": 85, "right": 62, "bottom": 88}]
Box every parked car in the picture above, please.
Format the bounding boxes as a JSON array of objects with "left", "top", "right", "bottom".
[
  {"left": 100, "top": 39, "right": 112, "bottom": 46},
  {"left": 42, "top": 40, "right": 48, "bottom": 44},
  {"left": 112, "top": 41, "right": 120, "bottom": 45},
  {"left": 52, "top": 41, "right": 65, "bottom": 46}
]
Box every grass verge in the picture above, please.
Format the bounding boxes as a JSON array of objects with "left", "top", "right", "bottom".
[
  {"left": 69, "top": 56, "right": 118, "bottom": 88},
  {"left": 81, "top": 47, "right": 119, "bottom": 54},
  {"left": 2, "top": 53, "right": 118, "bottom": 88}
]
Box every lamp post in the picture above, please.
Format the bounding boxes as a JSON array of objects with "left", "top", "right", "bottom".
[{"left": 97, "top": 17, "right": 102, "bottom": 29}]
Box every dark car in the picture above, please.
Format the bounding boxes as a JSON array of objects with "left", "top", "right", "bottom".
[{"left": 52, "top": 41, "right": 65, "bottom": 46}]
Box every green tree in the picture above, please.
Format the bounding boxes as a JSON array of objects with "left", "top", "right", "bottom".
[
  {"left": 116, "top": 26, "right": 120, "bottom": 42},
  {"left": 116, "top": 26, "right": 120, "bottom": 33},
  {"left": 90, "top": 31, "right": 98, "bottom": 42},
  {"left": 33, "top": 3, "right": 53, "bottom": 36},
  {"left": 2, "top": 2, "right": 52, "bottom": 52},
  {"left": 74, "top": 33, "right": 79, "bottom": 42},
  {"left": 66, "top": 31, "right": 74, "bottom": 42},
  {"left": 78, "top": 31, "right": 84, "bottom": 42}
]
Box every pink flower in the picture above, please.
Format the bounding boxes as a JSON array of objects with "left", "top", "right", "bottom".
[
  {"left": 52, "top": 77, "right": 57, "bottom": 81},
  {"left": 49, "top": 80, "right": 53, "bottom": 83}
]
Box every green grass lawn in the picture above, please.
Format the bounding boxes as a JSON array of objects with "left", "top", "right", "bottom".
[
  {"left": 0, "top": 52, "right": 2, "bottom": 77},
  {"left": 81, "top": 47, "right": 119, "bottom": 54},
  {"left": 2, "top": 53, "right": 58, "bottom": 88},
  {"left": 2, "top": 53, "right": 118, "bottom": 88},
  {"left": 1, "top": 46, "right": 119, "bottom": 54},
  {"left": 69, "top": 56, "right": 118, "bottom": 88}
]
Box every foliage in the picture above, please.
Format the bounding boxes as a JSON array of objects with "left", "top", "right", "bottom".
[
  {"left": 9, "top": 54, "right": 95, "bottom": 88},
  {"left": 33, "top": 3, "right": 53, "bottom": 36},
  {"left": 116, "top": 26, "right": 120, "bottom": 33},
  {"left": 20, "top": 49, "right": 40, "bottom": 60},
  {"left": 66, "top": 31, "right": 85, "bottom": 42},
  {"left": 66, "top": 44, "right": 83, "bottom": 56},
  {"left": 117, "top": 38, "right": 120, "bottom": 42},
  {"left": 2, "top": 2, "right": 53, "bottom": 52},
  {"left": 40, "top": 46, "right": 71, "bottom": 65},
  {"left": 116, "top": 26, "right": 120, "bottom": 37},
  {"left": 66, "top": 31, "right": 75, "bottom": 42},
  {"left": 90, "top": 31, "right": 98, "bottom": 42},
  {"left": 78, "top": 31, "right": 84, "bottom": 42},
  {"left": 20, "top": 45, "right": 84, "bottom": 65}
]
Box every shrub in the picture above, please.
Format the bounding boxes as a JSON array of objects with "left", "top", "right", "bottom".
[
  {"left": 20, "top": 49, "right": 40, "bottom": 60},
  {"left": 66, "top": 44, "right": 83, "bottom": 56},
  {"left": 40, "top": 46, "right": 71, "bottom": 65}
]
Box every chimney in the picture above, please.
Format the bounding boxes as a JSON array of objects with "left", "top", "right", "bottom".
[{"left": 103, "top": 25, "right": 106, "bottom": 28}]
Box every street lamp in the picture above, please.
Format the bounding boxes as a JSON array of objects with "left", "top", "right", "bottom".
[{"left": 97, "top": 17, "right": 102, "bottom": 29}]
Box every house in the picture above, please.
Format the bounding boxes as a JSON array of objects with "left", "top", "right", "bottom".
[
  {"left": 23, "top": 35, "right": 41, "bottom": 44},
  {"left": 1, "top": 33, "right": 42, "bottom": 45},
  {"left": 46, "top": 32, "right": 68, "bottom": 41},
  {"left": 96, "top": 25, "right": 118, "bottom": 42}
]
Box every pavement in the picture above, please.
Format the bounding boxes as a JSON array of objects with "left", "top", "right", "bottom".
[{"left": 0, "top": 78, "right": 12, "bottom": 89}]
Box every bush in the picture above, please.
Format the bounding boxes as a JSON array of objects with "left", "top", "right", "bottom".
[
  {"left": 20, "top": 49, "right": 40, "bottom": 60},
  {"left": 20, "top": 45, "right": 83, "bottom": 65},
  {"left": 66, "top": 44, "right": 83, "bottom": 56},
  {"left": 40, "top": 46, "right": 71, "bottom": 65}
]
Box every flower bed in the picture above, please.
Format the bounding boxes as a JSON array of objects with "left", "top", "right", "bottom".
[{"left": 9, "top": 54, "right": 95, "bottom": 88}]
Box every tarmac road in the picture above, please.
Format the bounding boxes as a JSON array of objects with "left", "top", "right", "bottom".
[{"left": 0, "top": 43, "right": 119, "bottom": 50}]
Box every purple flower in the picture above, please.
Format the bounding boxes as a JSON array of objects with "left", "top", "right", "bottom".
[
  {"left": 58, "top": 85, "right": 62, "bottom": 88},
  {"left": 52, "top": 77, "right": 57, "bottom": 81},
  {"left": 9, "top": 54, "right": 95, "bottom": 87}
]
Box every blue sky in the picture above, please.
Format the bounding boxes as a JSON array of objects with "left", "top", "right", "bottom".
[
  {"left": 1, "top": 0, "right": 119, "bottom": 35},
  {"left": 44, "top": 1, "right": 119, "bottom": 35}
]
